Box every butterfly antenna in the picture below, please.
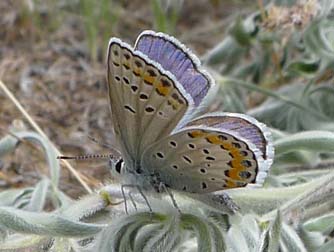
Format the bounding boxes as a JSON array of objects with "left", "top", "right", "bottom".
[
  {"left": 87, "top": 135, "right": 122, "bottom": 156},
  {"left": 57, "top": 154, "right": 114, "bottom": 160},
  {"left": 88, "top": 135, "right": 114, "bottom": 149}
]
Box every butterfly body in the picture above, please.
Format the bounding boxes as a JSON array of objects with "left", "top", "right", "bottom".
[{"left": 107, "top": 31, "right": 274, "bottom": 201}]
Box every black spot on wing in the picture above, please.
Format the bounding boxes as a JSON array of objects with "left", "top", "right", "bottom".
[
  {"left": 239, "top": 170, "right": 252, "bottom": 179},
  {"left": 182, "top": 155, "right": 192, "bottom": 164},
  {"left": 188, "top": 143, "right": 195, "bottom": 149},
  {"left": 145, "top": 106, "right": 155, "bottom": 113},
  {"left": 124, "top": 105, "right": 136, "bottom": 114},
  {"left": 131, "top": 85, "right": 138, "bottom": 92},
  {"left": 122, "top": 77, "right": 130, "bottom": 85},
  {"left": 206, "top": 156, "right": 216, "bottom": 161},
  {"left": 139, "top": 93, "right": 148, "bottom": 100}
]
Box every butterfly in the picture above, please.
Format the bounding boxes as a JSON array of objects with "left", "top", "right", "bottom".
[{"left": 106, "top": 30, "right": 274, "bottom": 212}]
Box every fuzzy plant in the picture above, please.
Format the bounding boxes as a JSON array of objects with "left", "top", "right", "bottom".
[{"left": 1, "top": 0, "right": 334, "bottom": 251}]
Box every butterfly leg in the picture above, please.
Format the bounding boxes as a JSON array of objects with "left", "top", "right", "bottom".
[
  {"left": 121, "top": 184, "right": 141, "bottom": 213},
  {"left": 136, "top": 186, "right": 153, "bottom": 213},
  {"left": 121, "top": 184, "right": 129, "bottom": 214},
  {"left": 159, "top": 183, "right": 181, "bottom": 214},
  {"left": 121, "top": 184, "right": 152, "bottom": 213},
  {"left": 216, "top": 193, "right": 240, "bottom": 213},
  {"left": 185, "top": 192, "right": 239, "bottom": 214},
  {"left": 211, "top": 192, "right": 240, "bottom": 214},
  {"left": 204, "top": 192, "right": 240, "bottom": 214},
  {"left": 128, "top": 192, "right": 138, "bottom": 211}
]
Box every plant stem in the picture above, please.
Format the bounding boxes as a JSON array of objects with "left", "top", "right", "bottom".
[
  {"left": 274, "top": 131, "right": 334, "bottom": 155},
  {"left": 262, "top": 171, "right": 334, "bottom": 223}
]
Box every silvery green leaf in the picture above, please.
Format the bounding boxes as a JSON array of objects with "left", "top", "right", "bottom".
[
  {"left": 304, "top": 19, "right": 334, "bottom": 60},
  {"left": 273, "top": 150, "right": 319, "bottom": 168},
  {"left": 304, "top": 213, "right": 334, "bottom": 233},
  {"left": 61, "top": 192, "right": 109, "bottom": 221},
  {"left": 222, "top": 79, "right": 324, "bottom": 126},
  {"left": 0, "top": 207, "right": 104, "bottom": 237},
  {"left": 204, "top": 36, "right": 247, "bottom": 67},
  {"left": 318, "top": 0, "right": 334, "bottom": 17},
  {"left": 274, "top": 131, "right": 334, "bottom": 155},
  {"left": 11, "top": 131, "right": 60, "bottom": 188},
  {"left": 53, "top": 189, "right": 74, "bottom": 209},
  {"left": 316, "top": 239, "right": 334, "bottom": 252},
  {"left": 0, "top": 234, "right": 53, "bottom": 251},
  {"left": 0, "top": 224, "right": 7, "bottom": 242},
  {"left": 257, "top": 228, "right": 269, "bottom": 252},
  {"left": 228, "top": 178, "right": 318, "bottom": 216},
  {"left": 270, "top": 129, "right": 319, "bottom": 168},
  {"left": 50, "top": 237, "right": 71, "bottom": 252},
  {"left": 249, "top": 83, "right": 333, "bottom": 132},
  {"left": 218, "top": 79, "right": 246, "bottom": 113},
  {"left": 297, "top": 225, "right": 325, "bottom": 251},
  {"left": 267, "top": 211, "right": 282, "bottom": 252},
  {"left": 207, "top": 213, "right": 229, "bottom": 232},
  {"left": 277, "top": 169, "right": 332, "bottom": 185},
  {"left": 26, "top": 178, "right": 50, "bottom": 212},
  {"left": 0, "top": 135, "right": 19, "bottom": 157},
  {"left": 263, "top": 0, "right": 297, "bottom": 6},
  {"left": 180, "top": 213, "right": 214, "bottom": 252},
  {"left": 206, "top": 219, "right": 226, "bottom": 252},
  {"left": 143, "top": 214, "right": 180, "bottom": 252},
  {"left": 94, "top": 212, "right": 163, "bottom": 252},
  {"left": 134, "top": 224, "right": 165, "bottom": 252},
  {"left": 0, "top": 188, "right": 33, "bottom": 207},
  {"left": 281, "top": 223, "right": 307, "bottom": 252},
  {"left": 178, "top": 239, "right": 197, "bottom": 252},
  {"left": 226, "top": 225, "right": 250, "bottom": 252},
  {"left": 238, "top": 215, "right": 261, "bottom": 250}
]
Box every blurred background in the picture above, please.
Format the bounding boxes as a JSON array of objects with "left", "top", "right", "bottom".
[{"left": 1, "top": 0, "right": 333, "bottom": 197}]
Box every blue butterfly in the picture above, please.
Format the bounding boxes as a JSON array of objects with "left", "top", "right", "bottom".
[{"left": 107, "top": 31, "right": 274, "bottom": 212}]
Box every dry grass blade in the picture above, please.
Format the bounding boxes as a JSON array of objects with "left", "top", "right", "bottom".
[{"left": 0, "top": 79, "right": 92, "bottom": 193}]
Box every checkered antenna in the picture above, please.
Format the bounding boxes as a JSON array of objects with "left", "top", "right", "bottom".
[
  {"left": 57, "top": 154, "right": 114, "bottom": 160},
  {"left": 57, "top": 135, "right": 121, "bottom": 161}
]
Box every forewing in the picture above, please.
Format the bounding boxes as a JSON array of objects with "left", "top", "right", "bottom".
[
  {"left": 107, "top": 39, "right": 193, "bottom": 164},
  {"left": 135, "top": 30, "right": 214, "bottom": 106},
  {"left": 141, "top": 127, "right": 267, "bottom": 194}
]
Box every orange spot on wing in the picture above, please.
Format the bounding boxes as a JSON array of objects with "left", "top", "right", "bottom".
[
  {"left": 133, "top": 68, "right": 142, "bottom": 76},
  {"left": 156, "top": 82, "right": 171, "bottom": 96},
  {"left": 226, "top": 180, "right": 236, "bottom": 188},
  {"left": 167, "top": 99, "right": 179, "bottom": 110},
  {"left": 123, "top": 63, "right": 130, "bottom": 69},
  {"left": 143, "top": 75, "right": 155, "bottom": 85},
  {"left": 221, "top": 141, "right": 250, "bottom": 181},
  {"left": 206, "top": 135, "right": 223, "bottom": 144},
  {"left": 228, "top": 168, "right": 243, "bottom": 180},
  {"left": 189, "top": 130, "right": 205, "bottom": 138}
]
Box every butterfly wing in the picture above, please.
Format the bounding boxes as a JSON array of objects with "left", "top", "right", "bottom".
[
  {"left": 186, "top": 112, "right": 274, "bottom": 165},
  {"left": 141, "top": 115, "right": 273, "bottom": 193},
  {"left": 135, "top": 30, "right": 214, "bottom": 107},
  {"left": 107, "top": 39, "right": 193, "bottom": 166}
]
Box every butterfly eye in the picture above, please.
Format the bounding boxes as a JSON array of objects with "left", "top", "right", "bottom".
[{"left": 115, "top": 158, "right": 123, "bottom": 173}]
